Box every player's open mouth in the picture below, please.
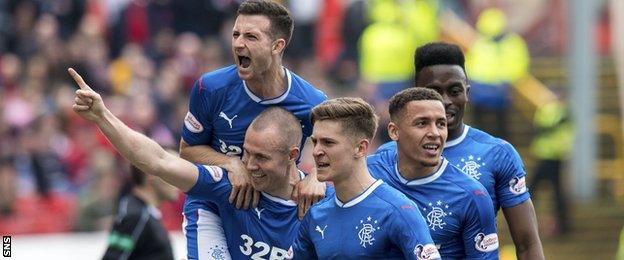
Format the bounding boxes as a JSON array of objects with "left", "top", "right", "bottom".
[
  {"left": 251, "top": 172, "right": 266, "bottom": 179},
  {"left": 422, "top": 143, "right": 440, "bottom": 153},
  {"left": 316, "top": 162, "right": 330, "bottom": 169},
  {"left": 238, "top": 55, "right": 251, "bottom": 68}
]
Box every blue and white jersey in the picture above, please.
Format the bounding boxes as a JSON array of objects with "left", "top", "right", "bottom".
[
  {"left": 185, "top": 164, "right": 316, "bottom": 260},
  {"left": 376, "top": 125, "right": 530, "bottom": 212},
  {"left": 181, "top": 65, "right": 327, "bottom": 259},
  {"left": 181, "top": 65, "right": 327, "bottom": 154},
  {"left": 367, "top": 151, "right": 499, "bottom": 259},
  {"left": 292, "top": 180, "right": 440, "bottom": 260}
]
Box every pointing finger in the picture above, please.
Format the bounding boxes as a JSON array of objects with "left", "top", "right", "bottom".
[{"left": 68, "top": 68, "right": 92, "bottom": 91}]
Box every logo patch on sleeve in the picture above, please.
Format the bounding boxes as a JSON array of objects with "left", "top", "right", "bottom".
[
  {"left": 184, "top": 111, "right": 204, "bottom": 133},
  {"left": 508, "top": 176, "right": 527, "bottom": 195},
  {"left": 202, "top": 165, "right": 223, "bottom": 182},
  {"left": 414, "top": 243, "right": 440, "bottom": 260},
  {"left": 474, "top": 233, "right": 499, "bottom": 252}
]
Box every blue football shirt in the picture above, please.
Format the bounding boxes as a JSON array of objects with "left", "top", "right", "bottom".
[
  {"left": 186, "top": 164, "right": 327, "bottom": 260},
  {"left": 292, "top": 180, "right": 440, "bottom": 260},
  {"left": 376, "top": 125, "right": 530, "bottom": 212},
  {"left": 367, "top": 150, "right": 499, "bottom": 259},
  {"left": 181, "top": 65, "right": 327, "bottom": 259}
]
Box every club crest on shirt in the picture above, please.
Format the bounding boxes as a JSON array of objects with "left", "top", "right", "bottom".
[
  {"left": 414, "top": 243, "right": 441, "bottom": 260},
  {"left": 209, "top": 244, "right": 228, "bottom": 260},
  {"left": 422, "top": 200, "right": 452, "bottom": 231},
  {"left": 355, "top": 216, "right": 380, "bottom": 248},
  {"left": 455, "top": 155, "right": 485, "bottom": 180},
  {"left": 508, "top": 176, "right": 527, "bottom": 195}
]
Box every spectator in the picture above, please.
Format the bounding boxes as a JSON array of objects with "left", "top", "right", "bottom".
[
  {"left": 466, "top": 7, "right": 530, "bottom": 139},
  {"left": 529, "top": 99, "right": 573, "bottom": 236}
]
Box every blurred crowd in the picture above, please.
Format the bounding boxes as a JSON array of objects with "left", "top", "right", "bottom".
[{"left": 0, "top": 0, "right": 589, "bottom": 235}]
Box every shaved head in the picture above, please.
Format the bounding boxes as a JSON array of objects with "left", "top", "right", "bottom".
[{"left": 249, "top": 106, "right": 302, "bottom": 151}]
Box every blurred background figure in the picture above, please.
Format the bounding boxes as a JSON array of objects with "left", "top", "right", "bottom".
[
  {"left": 466, "top": 7, "right": 529, "bottom": 140},
  {"left": 529, "top": 97, "right": 573, "bottom": 236},
  {"left": 102, "top": 164, "right": 178, "bottom": 260}
]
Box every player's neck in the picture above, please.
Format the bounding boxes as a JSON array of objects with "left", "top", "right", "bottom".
[
  {"left": 396, "top": 153, "right": 441, "bottom": 180},
  {"left": 333, "top": 162, "right": 376, "bottom": 203},
  {"left": 447, "top": 123, "right": 465, "bottom": 142},
  {"left": 133, "top": 187, "right": 160, "bottom": 207},
  {"left": 267, "top": 163, "right": 299, "bottom": 201},
  {"left": 245, "top": 65, "right": 286, "bottom": 99}
]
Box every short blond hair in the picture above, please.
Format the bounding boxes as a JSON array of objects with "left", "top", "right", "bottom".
[{"left": 311, "top": 97, "right": 378, "bottom": 141}]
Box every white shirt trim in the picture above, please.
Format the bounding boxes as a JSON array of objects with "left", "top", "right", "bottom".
[
  {"left": 261, "top": 192, "right": 297, "bottom": 206},
  {"left": 242, "top": 67, "right": 292, "bottom": 104},
  {"left": 394, "top": 159, "right": 448, "bottom": 185},
  {"left": 445, "top": 125, "right": 470, "bottom": 148},
  {"left": 335, "top": 179, "right": 384, "bottom": 208}
]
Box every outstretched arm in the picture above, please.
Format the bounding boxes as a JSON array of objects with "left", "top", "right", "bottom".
[{"left": 69, "top": 68, "right": 198, "bottom": 191}]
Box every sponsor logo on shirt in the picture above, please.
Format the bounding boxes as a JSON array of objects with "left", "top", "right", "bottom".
[
  {"left": 184, "top": 111, "right": 204, "bottom": 133},
  {"left": 414, "top": 243, "right": 440, "bottom": 260},
  {"left": 315, "top": 225, "right": 327, "bottom": 239},
  {"left": 203, "top": 165, "right": 223, "bottom": 182},
  {"left": 474, "top": 233, "right": 499, "bottom": 252},
  {"left": 508, "top": 176, "right": 527, "bottom": 195}
]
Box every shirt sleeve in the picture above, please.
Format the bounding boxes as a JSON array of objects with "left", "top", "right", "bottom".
[
  {"left": 462, "top": 187, "right": 499, "bottom": 259},
  {"left": 390, "top": 201, "right": 441, "bottom": 260},
  {"left": 493, "top": 141, "right": 531, "bottom": 208},
  {"left": 291, "top": 214, "right": 317, "bottom": 259},
  {"left": 102, "top": 206, "right": 150, "bottom": 260},
  {"left": 185, "top": 164, "right": 231, "bottom": 204},
  {"left": 181, "top": 76, "right": 214, "bottom": 146}
]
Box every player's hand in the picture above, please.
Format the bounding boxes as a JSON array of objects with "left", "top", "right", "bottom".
[
  {"left": 292, "top": 170, "right": 325, "bottom": 219},
  {"left": 223, "top": 157, "right": 259, "bottom": 209},
  {"left": 68, "top": 68, "right": 106, "bottom": 122}
]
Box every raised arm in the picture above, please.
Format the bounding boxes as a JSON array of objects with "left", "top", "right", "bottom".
[{"left": 69, "top": 68, "right": 198, "bottom": 192}]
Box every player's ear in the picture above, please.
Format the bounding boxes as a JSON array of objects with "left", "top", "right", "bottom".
[
  {"left": 354, "top": 138, "right": 369, "bottom": 159},
  {"left": 465, "top": 83, "right": 471, "bottom": 101},
  {"left": 272, "top": 38, "right": 286, "bottom": 55},
  {"left": 388, "top": 122, "right": 399, "bottom": 141},
  {"left": 288, "top": 146, "right": 300, "bottom": 162}
]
